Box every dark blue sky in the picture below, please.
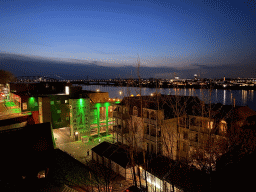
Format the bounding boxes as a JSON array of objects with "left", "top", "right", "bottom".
[{"left": 1, "top": 0, "right": 256, "bottom": 67}]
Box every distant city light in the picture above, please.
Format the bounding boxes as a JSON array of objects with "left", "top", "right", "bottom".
[{"left": 65, "top": 86, "right": 70, "bottom": 95}]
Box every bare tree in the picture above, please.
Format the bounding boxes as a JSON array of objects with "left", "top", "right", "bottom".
[{"left": 0, "top": 70, "right": 16, "bottom": 84}]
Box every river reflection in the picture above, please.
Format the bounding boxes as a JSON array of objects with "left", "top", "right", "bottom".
[{"left": 79, "top": 85, "right": 256, "bottom": 111}]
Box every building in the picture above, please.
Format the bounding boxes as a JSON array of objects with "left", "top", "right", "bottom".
[
  {"left": 91, "top": 141, "right": 133, "bottom": 180},
  {"left": 9, "top": 82, "right": 118, "bottom": 142},
  {"left": 112, "top": 94, "right": 256, "bottom": 191},
  {"left": 113, "top": 94, "right": 204, "bottom": 159},
  {"left": 0, "top": 122, "right": 54, "bottom": 182}
]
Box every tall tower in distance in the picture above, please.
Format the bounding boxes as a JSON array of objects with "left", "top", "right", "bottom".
[{"left": 194, "top": 74, "right": 198, "bottom": 81}]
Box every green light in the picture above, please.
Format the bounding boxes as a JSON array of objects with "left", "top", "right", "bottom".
[
  {"left": 29, "top": 97, "right": 35, "bottom": 102},
  {"left": 28, "top": 97, "right": 38, "bottom": 111},
  {"left": 104, "top": 102, "right": 110, "bottom": 107},
  {"left": 10, "top": 108, "right": 21, "bottom": 113},
  {"left": 5, "top": 101, "right": 16, "bottom": 107},
  {"left": 79, "top": 98, "right": 84, "bottom": 107},
  {"left": 115, "top": 101, "right": 120, "bottom": 104},
  {"left": 95, "top": 103, "right": 101, "bottom": 108}
]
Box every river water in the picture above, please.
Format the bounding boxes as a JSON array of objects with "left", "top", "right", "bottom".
[{"left": 80, "top": 85, "right": 256, "bottom": 112}]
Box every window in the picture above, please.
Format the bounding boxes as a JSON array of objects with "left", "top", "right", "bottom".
[
  {"left": 220, "top": 120, "right": 227, "bottom": 133},
  {"left": 208, "top": 121, "right": 213, "bottom": 129},
  {"left": 183, "top": 142, "right": 187, "bottom": 152},
  {"left": 183, "top": 132, "right": 188, "bottom": 140},
  {"left": 133, "top": 106, "right": 138, "bottom": 116},
  {"left": 157, "top": 144, "right": 162, "bottom": 155},
  {"left": 150, "top": 111, "right": 156, "bottom": 120},
  {"left": 65, "top": 100, "right": 68, "bottom": 104},
  {"left": 22, "top": 103, "right": 27, "bottom": 110},
  {"left": 134, "top": 122, "right": 138, "bottom": 132},
  {"left": 57, "top": 110, "right": 61, "bottom": 114},
  {"left": 50, "top": 101, "right": 54, "bottom": 105},
  {"left": 146, "top": 124, "right": 149, "bottom": 134},
  {"left": 211, "top": 136, "right": 214, "bottom": 144},
  {"left": 66, "top": 117, "right": 69, "bottom": 121},
  {"left": 57, "top": 100, "right": 61, "bottom": 104},
  {"left": 190, "top": 117, "right": 196, "bottom": 126},
  {"left": 158, "top": 130, "right": 161, "bottom": 137},
  {"left": 195, "top": 134, "right": 198, "bottom": 142},
  {"left": 151, "top": 144, "right": 155, "bottom": 153},
  {"left": 179, "top": 118, "right": 186, "bottom": 127}
]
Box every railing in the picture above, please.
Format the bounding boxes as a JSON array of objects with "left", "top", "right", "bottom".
[
  {"left": 144, "top": 118, "right": 157, "bottom": 125},
  {"left": 200, "top": 127, "right": 210, "bottom": 134},
  {"left": 113, "top": 125, "right": 129, "bottom": 134},
  {"left": 190, "top": 125, "right": 200, "bottom": 132},
  {"left": 113, "top": 111, "right": 122, "bottom": 118},
  {"left": 113, "top": 125, "right": 121, "bottom": 131},
  {"left": 144, "top": 134, "right": 161, "bottom": 142},
  {"left": 189, "top": 141, "right": 198, "bottom": 148}
]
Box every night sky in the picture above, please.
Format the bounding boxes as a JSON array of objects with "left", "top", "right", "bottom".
[{"left": 1, "top": 0, "right": 256, "bottom": 73}]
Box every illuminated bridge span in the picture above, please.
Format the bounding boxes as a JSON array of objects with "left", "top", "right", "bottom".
[{"left": 70, "top": 80, "right": 120, "bottom": 86}]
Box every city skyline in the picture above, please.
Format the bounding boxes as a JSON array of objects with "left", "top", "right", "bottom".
[{"left": 1, "top": 0, "right": 256, "bottom": 68}]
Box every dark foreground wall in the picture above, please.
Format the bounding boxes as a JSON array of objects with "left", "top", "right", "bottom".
[{"left": 0, "top": 122, "right": 54, "bottom": 180}]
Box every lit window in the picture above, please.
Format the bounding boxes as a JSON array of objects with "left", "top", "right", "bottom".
[
  {"left": 22, "top": 103, "right": 27, "bottom": 110},
  {"left": 65, "top": 86, "right": 70, "bottom": 95},
  {"left": 220, "top": 120, "right": 227, "bottom": 133},
  {"left": 208, "top": 121, "right": 213, "bottom": 129},
  {"left": 57, "top": 110, "right": 61, "bottom": 114},
  {"left": 50, "top": 101, "right": 54, "bottom": 105},
  {"left": 65, "top": 100, "right": 68, "bottom": 104}
]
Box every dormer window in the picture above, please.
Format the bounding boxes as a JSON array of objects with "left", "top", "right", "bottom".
[{"left": 220, "top": 120, "right": 227, "bottom": 134}]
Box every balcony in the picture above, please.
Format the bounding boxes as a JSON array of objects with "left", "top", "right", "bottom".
[
  {"left": 144, "top": 133, "right": 161, "bottom": 142},
  {"left": 113, "top": 125, "right": 121, "bottom": 131},
  {"left": 145, "top": 134, "right": 155, "bottom": 142},
  {"left": 113, "top": 111, "right": 122, "bottom": 118},
  {"left": 189, "top": 141, "right": 198, "bottom": 148},
  {"left": 144, "top": 118, "right": 157, "bottom": 125},
  {"left": 190, "top": 125, "right": 200, "bottom": 132},
  {"left": 200, "top": 127, "right": 210, "bottom": 134},
  {"left": 113, "top": 125, "right": 129, "bottom": 134}
]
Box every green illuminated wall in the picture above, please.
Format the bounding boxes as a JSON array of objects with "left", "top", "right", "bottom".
[
  {"left": 70, "top": 98, "right": 91, "bottom": 137},
  {"left": 27, "top": 97, "right": 39, "bottom": 111},
  {"left": 49, "top": 95, "right": 70, "bottom": 129},
  {"left": 70, "top": 99, "right": 115, "bottom": 140}
]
